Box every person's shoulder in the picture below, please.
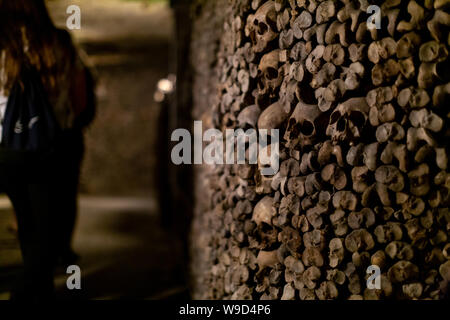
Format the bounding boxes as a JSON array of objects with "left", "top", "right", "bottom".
[
  {"left": 54, "top": 28, "right": 74, "bottom": 47},
  {"left": 52, "top": 28, "right": 78, "bottom": 63}
]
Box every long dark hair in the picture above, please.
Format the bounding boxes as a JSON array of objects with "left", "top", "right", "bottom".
[{"left": 0, "top": 0, "right": 75, "bottom": 95}]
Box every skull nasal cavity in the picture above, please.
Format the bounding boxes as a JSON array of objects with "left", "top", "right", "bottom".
[
  {"left": 300, "top": 121, "right": 314, "bottom": 136},
  {"left": 258, "top": 22, "right": 268, "bottom": 35},
  {"left": 266, "top": 67, "right": 278, "bottom": 80},
  {"left": 349, "top": 111, "right": 366, "bottom": 128}
]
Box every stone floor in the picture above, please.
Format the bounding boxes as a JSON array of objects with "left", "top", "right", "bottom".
[{"left": 0, "top": 195, "right": 187, "bottom": 300}]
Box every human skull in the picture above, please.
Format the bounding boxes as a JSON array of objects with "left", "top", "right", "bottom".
[
  {"left": 284, "top": 100, "right": 324, "bottom": 148},
  {"left": 326, "top": 97, "right": 370, "bottom": 143},
  {"left": 258, "top": 49, "right": 283, "bottom": 97},
  {"left": 245, "top": 1, "right": 278, "bottom": 53},
  {"left": 408, "top": 164, "right": 430, "bottom": 196}
]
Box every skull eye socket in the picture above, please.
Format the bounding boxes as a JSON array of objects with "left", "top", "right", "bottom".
[
  {"left": 329, "top": 111, "right": 340, "bottom": 124},
  {"left": 349, "top": 111, "right": 366, "bottom": 128},
  {"left": 300, "top": 120, "right": 314, "bottom": 136},
  {"left": 257, "top": 22, "right": 268, "bottom": 35},
  {"left": 266, "top": 17, "right": 277, "bottom": 31},
  {"left": 266, "top": 67, "right": 278, "bottom": 80}
]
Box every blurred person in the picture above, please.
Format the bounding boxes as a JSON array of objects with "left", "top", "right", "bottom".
[{"left": 0, "top": 0, "right": 95, "bottom": 300}]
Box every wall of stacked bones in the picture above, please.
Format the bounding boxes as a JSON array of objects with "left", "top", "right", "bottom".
[{"left": 189, "top": 0, "right": 450, "bottom": 300}]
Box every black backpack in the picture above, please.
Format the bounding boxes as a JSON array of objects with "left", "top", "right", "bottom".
[{"left": 2, "top": 66, "right": 60, "bottom": 152}]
